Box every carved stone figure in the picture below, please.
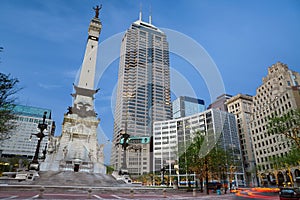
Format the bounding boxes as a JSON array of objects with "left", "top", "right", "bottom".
[
  {"left": 63, "top": 146, "right": 68, "bottom": 159},
  {"left": 97, "top": 144, "right": 104, "bottom": 161},
  {"left": 66, "top": 106, "right": 73, "bottom": 115},
  {"left": 47, "top": 137, "right": 56, "bottom": 154},
  {"left": 88, "top": 149, "right": 93, "bottom": 161}
]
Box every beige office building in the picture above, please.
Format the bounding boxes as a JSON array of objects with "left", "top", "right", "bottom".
[
  {"left": 250, "top": 62, "right": 300, "bottom": 186},
  {"left": 226, "top": 94, "right": 257, "bottom": 187}
]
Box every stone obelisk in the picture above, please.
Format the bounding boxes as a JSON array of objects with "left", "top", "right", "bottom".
[{"left": 40, "top": 5, "right": 106, "bottom": 174}]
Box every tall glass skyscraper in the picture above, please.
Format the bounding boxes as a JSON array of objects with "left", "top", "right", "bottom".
[{"left": 111, "top": 14, "right": 172, "bottom": 174}]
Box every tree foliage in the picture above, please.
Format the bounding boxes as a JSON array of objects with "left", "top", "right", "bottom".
[
  {"left": 270, "top": 147, "right": 300, "bottom": 169},
  {"left": 268, "top": 109, "right": 300, "bottom": 149},
  {"left": 179, "top": 131, "right": 236, "bottom": 181},
  {"left": 0, "top": 73, "right": 20, "bottom": 140},
  {"left": 106, "top": 165, "right": 115, "bottom": 174},
  {"left": 179, "top": 132, "right": 205, "bottom": 174},
  {"left": 0, "top": 157, "right": 30, "bottom": 173}
]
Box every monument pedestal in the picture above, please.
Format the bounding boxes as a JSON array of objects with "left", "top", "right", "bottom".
[{"left": 40, "top": 114, "right": 106, "bottom": 173}]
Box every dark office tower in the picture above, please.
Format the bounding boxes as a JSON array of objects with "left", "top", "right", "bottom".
[{"left": 111, "top": 13, "right": 172, "bottom": 175}]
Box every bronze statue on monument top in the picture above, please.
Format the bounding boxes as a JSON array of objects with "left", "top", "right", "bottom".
[{"left": 93, "top": 5, "right": 102, "bottom": 18}]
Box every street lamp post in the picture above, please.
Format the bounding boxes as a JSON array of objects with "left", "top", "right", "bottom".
[
  {"left": 30, "top": 111, "right": 48, "bottom": 170},
  {"left": 205, "top": 157, "right": 209, "bottom": 195},
  {"left": 219, "top": 165, "right": 222, "bottom": 184},
  {"left": 224, "top": 164, "right": 228, "bottom": 194},
  {"left": 161, "top": 166, "right": 166, "bottom": 185},
  {"left": 220, "top": 164, "right": 228, "bottom": 194}
]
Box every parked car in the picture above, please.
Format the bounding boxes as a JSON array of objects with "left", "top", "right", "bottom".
[
  {"left": 206, "top": 182, "right": 222, "bottom": 190},
  {"left": 279, "top": 187, "right": 300, "bottom": 200}
]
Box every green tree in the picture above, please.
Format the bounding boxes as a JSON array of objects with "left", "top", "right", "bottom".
[
  {"left": 106, "top": 165, "right": 114, "bottom": 174},
  {"left": 268, "top": 109, "right": 300, "bottom": 149},
  {"left": 178, "top": 132, "right": 205, "bottom": 174},
  {"left": 180, "top": 131, "right": 236, "bottom": 173},
  {"left": 0, "top": 73, "right": 20, "bottom": 140},
  {"left": 270, "top": 147, "right": 300, "bottom": 169},
  {"left": 179, "top": 131, "right": 236, "bottom": 192}
]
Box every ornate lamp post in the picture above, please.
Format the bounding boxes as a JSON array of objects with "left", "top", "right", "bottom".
[{"left": 29, "top": 111, "right": 48, "bottom": 170}]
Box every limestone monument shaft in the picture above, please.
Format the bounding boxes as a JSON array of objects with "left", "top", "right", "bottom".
[{"left": 40, "top": 5, "right": 106, "bottom": 173}]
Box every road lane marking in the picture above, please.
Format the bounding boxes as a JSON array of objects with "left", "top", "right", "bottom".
[
  {"left": 93, "top": 194, "right": 103, "bottom": 199},
  {"left": 2, "top": 196, "right": 18, "bottom": 199},
  {"left": 111, "top": 194, "right": 124, "bottom": 199},
  {"left": 31, "top": 195, "right": 39, "bottom": 199}
]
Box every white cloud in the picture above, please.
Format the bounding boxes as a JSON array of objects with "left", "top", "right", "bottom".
[
  {"left": 38, "top": 83, "right": 61, "bottom": 89},
  {"left": 63, "top": 69, "right": 79, "bottom": 79}
]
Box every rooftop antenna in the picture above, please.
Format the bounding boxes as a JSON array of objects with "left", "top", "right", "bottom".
[
  {"left": 149, "top": 5, "right": 152, "bottom": 24},
  {"left": 139, "top": 3, "right": 142, "bottom": 21}
]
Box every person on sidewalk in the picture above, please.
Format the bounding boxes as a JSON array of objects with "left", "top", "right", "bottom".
[{"left": 216, "top": 184, "right": 221, "bottom": 195}]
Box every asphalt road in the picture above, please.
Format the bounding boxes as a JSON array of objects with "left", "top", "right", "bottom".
[
  {"left": 0, "top": 186, "right": 280, "bottom": 199},
  {"left": 0, "top": 191, "right": 280, "bottom": 199}
]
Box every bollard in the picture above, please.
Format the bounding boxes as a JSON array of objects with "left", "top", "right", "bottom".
[
  {"left": 163, "top": 188, "right": 167, "bottom": 198},
  {"left": 130, "top": 188, "right": 134, "bottom": 198},
  {"left": 173, "top": 180, "right": 178, "bottom": 190},
  {"left": 38, "top": 186, "right": 45, "bottom": 198},
  {"left": 87, "top": 188, "right": 92, "bottom": 199},
  {"left": 193, "top": 188, "right": 196, "bottom": 197}
]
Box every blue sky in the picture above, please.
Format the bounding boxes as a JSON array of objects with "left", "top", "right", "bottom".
[{"left": 1, "top": 0, "right": 300, "bottom": 164}]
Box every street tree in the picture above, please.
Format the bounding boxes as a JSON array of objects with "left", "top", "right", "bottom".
[
  {"left": 268, "top": 109, "right": 300, "bottom": 149},
  {"left": 179, "top": 131, "right": 236, "bottom": 192},
  {"left": 0, "top": 73, "right": 20, "bottom": 140},
  {"left": 270, "top": 147, "right": 300, "bottom": 169}
]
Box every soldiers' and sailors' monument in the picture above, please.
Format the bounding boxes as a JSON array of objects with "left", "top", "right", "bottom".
[{"left": 40, "top": 5, "right": 106, "bottom": 174}]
